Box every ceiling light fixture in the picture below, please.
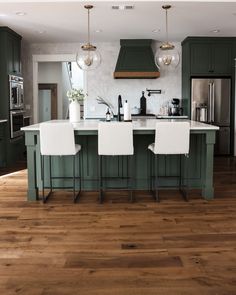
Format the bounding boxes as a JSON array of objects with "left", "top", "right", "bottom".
[
  {"left": 0, "top": 13, "right": 7, "bottom": 17},
  {"left": 76, "top": 5, "right": 101, "bottom": 71},
  {"left": 155, "top": 5, "right": 180, "bottom": 69},
  {"left": 15, "top": 11, "right": 26, "bottom": 16},
  {"left": 36, "top": 30, "right": 46, "bottom": 34},
  {"left": 211, "top": 29, "right": 220, "bottom": 33},
  {"left": 152, "top": 28, "right": 160, "bottom": 33},
  {"left": 95, "top": 29, "right": 102, "bottom": 33}
]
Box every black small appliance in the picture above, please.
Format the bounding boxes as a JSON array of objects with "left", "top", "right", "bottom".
[{"left": 168, "top": 98, "right": 183, "bottom": 116}]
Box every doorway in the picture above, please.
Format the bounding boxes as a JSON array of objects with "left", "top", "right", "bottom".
[
  {"left": 33, "top": 54, "right": 86, "bottom": 123},
  {"left": 38, "top": 84, "right": 58, "bottom": 122}
]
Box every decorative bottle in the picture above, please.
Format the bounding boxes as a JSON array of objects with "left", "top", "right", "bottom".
[
  {"left": 106, "top": 108, "right": 111, "bottom": 121},
  {"left": 140, "top": 91, "right": 146, "bottom": 115}
]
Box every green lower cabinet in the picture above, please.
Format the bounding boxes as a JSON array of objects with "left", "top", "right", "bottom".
[
  {"left": 0, "top": 123, "right": 6, "bottom": 167},
  {"left": 5, "top": 137, "right": 25, "bottom": 167}
]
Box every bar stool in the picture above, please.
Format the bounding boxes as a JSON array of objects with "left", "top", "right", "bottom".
[
  {"left": 98, "top": 122, "right": 134, "bottom": 203},
  {"left": 148, "top": 121, "right": 190, "bottom": 202},
  {"left": 40, "top": 122, "right": 82, "bottom": 203}
]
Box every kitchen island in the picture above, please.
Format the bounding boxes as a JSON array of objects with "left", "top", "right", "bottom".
[{"left": 22, "top": 119, "right": 219, "bottom": 201}]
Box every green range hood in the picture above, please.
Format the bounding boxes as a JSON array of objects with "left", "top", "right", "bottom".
[{"left": 114, "top": 39, "right": 160, "bottom": 79}]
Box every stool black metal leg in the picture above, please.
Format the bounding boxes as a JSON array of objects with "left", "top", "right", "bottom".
[
  {"left": 79, "top": 155, "right": 82, "bottom": 192},
  {"left": 129, "top": 155, "right": 134, "bottom": 203},
  {"left": 99, "top": 155, "right": 103, "bottom": 203},
  {"left": 42, "top": 155, "right": 45, "bottom": 203},
  {"left": 154, "top": 154, "right": 160, "bottom": 202},
  {"left": 149, "top": 151, "right": 153, "bottom": 194},
  {"left": 73, "top": 154, "right": 76, "bottom": 202},
  {"left": 49, "top": 156, "right": 52, "bottom": 194},
  {"left": 184, "top": 155, "right": 189, "bottom": 202},
  {"left": 179, "top": 154, "right": 182, "bottom": 191},
  {"left": 73, "top": 154, "right": 81, "bottom": 203}
]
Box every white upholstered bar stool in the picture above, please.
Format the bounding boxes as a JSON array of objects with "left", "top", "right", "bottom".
[
  {"left": 40, "top": 122, "right": 82, "bottom": 203},
  {"left": 148, "top": 121, "right": 190, "bottom": 202},
  {"left": 98, "top": 122, "right": 134, "bottom": 203}
]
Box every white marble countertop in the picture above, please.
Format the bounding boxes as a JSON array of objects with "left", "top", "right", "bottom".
[
  {"left": 22, "top": 119, "right": 219, "bottom": 131},
  {"left": 156, "top": 115, "right": 189, "bottom": 119},
  {"left": 0, "top": 119, "right": 7, "bottom": 124}
]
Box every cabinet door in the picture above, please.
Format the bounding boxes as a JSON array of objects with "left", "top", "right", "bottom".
[
  {"left": 190, "top": 43, "right": 211, "bottom": 74},
  {"left": 7, "top": 34, "right": 21, "bottom": 74},
  {"left": 7, "top": 35, "right": 14, "bottom": 74},
  {"left": 13, "top": 37, "right": 21, "bottom": 74},
  {"left": 212, "top": 43, "right": 232, "bottom": 74}
]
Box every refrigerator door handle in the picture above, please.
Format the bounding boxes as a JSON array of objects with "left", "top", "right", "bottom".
[
  {"left": 212, "top": 82, "right": 215, "bottom": 123},
  {"left": 208, "top": 83, "right": 212, "bottom": 123}
]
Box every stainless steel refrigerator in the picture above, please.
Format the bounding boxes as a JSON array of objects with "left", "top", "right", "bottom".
[{"left": 191, "top": 78, "right": 231, "bottom": 155}]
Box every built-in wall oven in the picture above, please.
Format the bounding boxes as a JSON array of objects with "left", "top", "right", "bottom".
[
  {"left": 9, "top": 75, "right": 24, "bottom": 110},
  {"left": 10, "top": 110, "right": 25, "bottom": 139},
  {"left": 9, "top": 75, "right": 24, "bottom": 139}
]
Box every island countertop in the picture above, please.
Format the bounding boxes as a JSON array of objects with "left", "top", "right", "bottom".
[{"left": 22, "top": 119, "right": 219, "bottom": 132}]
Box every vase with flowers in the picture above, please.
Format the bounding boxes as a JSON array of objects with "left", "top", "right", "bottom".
[{"left": 67, "top": 88, "right": 86, "bottom": 122}]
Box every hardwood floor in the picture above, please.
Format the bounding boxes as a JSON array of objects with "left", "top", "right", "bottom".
[{"left": 0, "top": 157, "right": 236, "bottom": 295}]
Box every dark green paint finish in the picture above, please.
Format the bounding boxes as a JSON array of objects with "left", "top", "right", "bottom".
[
  {"left": 0, "top": 26, "right": 24, "bottom": 167},
  {"left": 24, "top": 129, "right": 216, "bottom": 202},
  {"left": 114, "top": 39, "right": 159, "bottom": 73},
  {"left": 0, "top": 122, "right": 7, "bottom": 167},
  {"left": 189, "top": 41, "right": 232, "bottom": 75}
]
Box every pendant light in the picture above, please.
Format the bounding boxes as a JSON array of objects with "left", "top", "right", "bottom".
[
  {"left": 155, "top": 5, "right": 180, "bottom": 69},
  {"left": 76, "top": 5, "right": 101, "bottom": 71}
]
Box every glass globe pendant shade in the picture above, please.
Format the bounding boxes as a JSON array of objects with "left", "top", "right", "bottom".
[
  {"left": 155, "top": 5, "right": 180, "bottom": 70},
  {"left": 155, "top": 43, "right": 180, "bottom": 69},
  {"left": 76, "top": 44, "right": 101, "bottom": 71},
  {"left": 76, "top": 5, "right": 101, "bottom": 71}
]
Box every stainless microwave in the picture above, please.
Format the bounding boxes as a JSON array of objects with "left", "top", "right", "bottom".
[{"left": 9, "top": 75, "right": 24, "bottom": 110}]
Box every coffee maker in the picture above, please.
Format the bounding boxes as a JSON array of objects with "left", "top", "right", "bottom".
[{"left": 168, "top": 98, "right": 183, "bottom": 116}]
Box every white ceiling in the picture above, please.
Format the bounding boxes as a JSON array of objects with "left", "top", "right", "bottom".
[{"left": 0, "top": 1, "right": 236, "bottom": 43}]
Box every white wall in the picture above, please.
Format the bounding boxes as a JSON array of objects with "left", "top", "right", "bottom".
[
  {"left": 22, "top": 41, "right": 182, "bottom": 119},
  {"left": 61, "top": 62, "right": 71, "bottom": 119},
  {"left": 38, "top": 62, "right": 63, "bottom": 119}
]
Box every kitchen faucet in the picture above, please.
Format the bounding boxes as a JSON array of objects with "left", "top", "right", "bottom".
[{"left": 117, "top": 95, "right": 122, "bottom": 121}]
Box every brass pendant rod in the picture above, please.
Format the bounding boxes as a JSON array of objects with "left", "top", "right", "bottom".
[
  {"left": 165, "top": 8, "right": 168, "bottom": 44},
  {"left": 87, "top": 7, "right": 90, "bottom": 45},
  {"left": 162, "top": 5, "right": 171, "bottom": 45}
]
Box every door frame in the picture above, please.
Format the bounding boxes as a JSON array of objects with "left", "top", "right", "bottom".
[
  {"left": 38, "top": 83, "right": 58, "bottom": 121},
  {"left": 33, "top": 54, "right": 87, "bottom": 123}
]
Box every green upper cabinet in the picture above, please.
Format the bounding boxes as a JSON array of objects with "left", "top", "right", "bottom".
[
  {"left": 6, "top": 31, "right": 21, "bottom": 75},
  {"left": 212, "top": 43, "right": 232, "bottom": 74},
  {"left": 183, "top": 37, "right": 233, "bottom": 76},
  {"left": 190, "top": 43, "right": 211, "bottom": 74},
  {"left": 0, "top": 27, "right": 22, "bottom": 76}
]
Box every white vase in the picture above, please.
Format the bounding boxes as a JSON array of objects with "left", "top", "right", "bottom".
[{"left": 69, "top": 101, "right": 81, "bottom": 123}]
